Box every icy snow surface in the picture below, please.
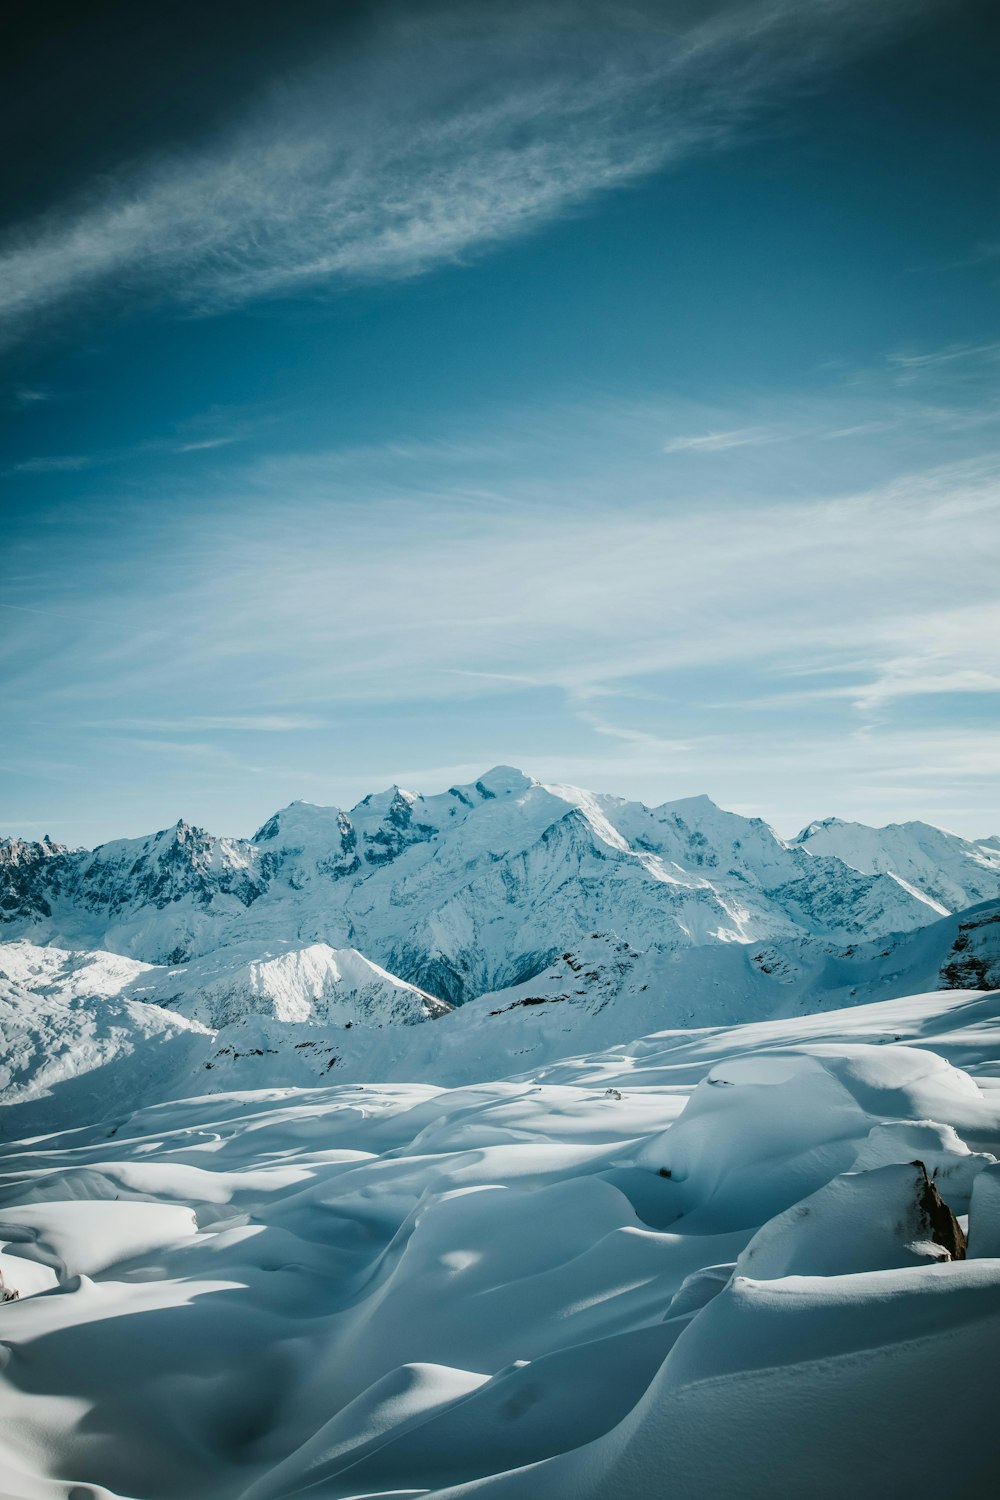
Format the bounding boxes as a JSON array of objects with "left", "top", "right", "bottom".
[{"left": 2, "top": 984, "right": 1000, "bottom": 1498}]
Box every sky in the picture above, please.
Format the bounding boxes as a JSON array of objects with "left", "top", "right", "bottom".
[{"left": 2, "top": 0, "right": 999, "bottom": 847}]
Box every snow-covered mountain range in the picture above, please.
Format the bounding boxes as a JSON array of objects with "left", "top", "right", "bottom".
[
  {"left": 1, "top": 767, "right": 999, "bottom": 1128},
  {"left": 793, "top": 813, "right": 1000, "bottom": 912},
  {"left": 4, "top": 766, "right": 998, "bottom": 1007},
  {"left": 3, "top": 895, "right": 999, "bottom": 1133}
]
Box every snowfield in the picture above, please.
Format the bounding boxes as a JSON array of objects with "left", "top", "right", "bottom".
[{"left": 1, "top": 985, "right": 1000, "bottom": 1498}]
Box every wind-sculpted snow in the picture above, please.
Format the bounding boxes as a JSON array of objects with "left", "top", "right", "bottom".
[
  {"left": 5, "top": 767, "right": 995, "bottom": 1004},
  {"left": 1, "top": 988, "right": 999, "bottom": 1498}
]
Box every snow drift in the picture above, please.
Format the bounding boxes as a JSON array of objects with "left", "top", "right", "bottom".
[{"left": 1, "top": 985, "right": 999, "bottom": 1498}]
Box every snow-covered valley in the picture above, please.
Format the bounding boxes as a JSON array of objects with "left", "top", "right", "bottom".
[{"left": 1, "top": 771, "right": 1000, "bottom": 1496}]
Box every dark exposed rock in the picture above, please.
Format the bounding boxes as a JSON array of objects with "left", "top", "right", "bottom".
[
  {"left": 912, "top": 1159, "right": 967, "bottom": 1260},
  {"left": 0, "top": 834, "right": 72, "bottom": 921},
  {"left": 939, "top": 907, "right": 1000, "bottom": 991},
  {"left": 363, "top": 793, "right": 437, "bottom": 866},
  {"left": 0, "top": 822, "right": 266, "bottom": 946}
]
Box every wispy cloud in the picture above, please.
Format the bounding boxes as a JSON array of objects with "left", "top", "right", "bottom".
[
  {"left": 13, "top": 453, "right": 95, "bottom": 473},
  {"left": 10, "top": 416, "right": 250, "bottom": 474},
  {"left": 662, "top": 425, "right": 781, "bottom": 454},
  {"left": 174, "top": 436, "right": 240, "bottom": 454},
  {"left": 0, "top": 0, "right": 930, "bottom": 342},
  {"left": 25, "top": 416, "right": 994, "bottom": 715},
  {"left": 89, "top": 714, "right": 326, "bottom": 733},
  {"left": 888, "top": 341, "right": 1000, "bottom": 372}
]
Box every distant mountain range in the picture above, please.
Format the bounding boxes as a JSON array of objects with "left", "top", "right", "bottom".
[{"left": 4, "top": 766, "right": 999, "bottom": 1007}]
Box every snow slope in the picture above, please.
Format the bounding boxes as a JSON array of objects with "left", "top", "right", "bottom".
[
  {"left": 0, "top": 937, "right": 448, "bottom": 1029},
  {"left": 1, "top": 768, "right": 977, "bottom": 1003},
  {"left": 3, "top": 897, "right": 1000, "bottom": 1131},
  {"left": 0, "top": 968, "right": 212, "bottom": 1140},
  {"left": 4, "top": 775, "right": 1000, "bottom": 1494},
  {"left": 795, "top": 814, "right": 1000, "bottom": 912},
  {"left": 0, "top": 939, "right": 452, "bottom": 1135},
  {"left": 139, "top": 940, "right": 451, "bottom": 1028},
  {"left": 1, "top": 985, "right": 999, "bottom": 1498}
]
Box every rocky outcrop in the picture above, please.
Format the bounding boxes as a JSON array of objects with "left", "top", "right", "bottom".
[{"left": 913, "top": 1159, "right": 967, "bottom": 1261}]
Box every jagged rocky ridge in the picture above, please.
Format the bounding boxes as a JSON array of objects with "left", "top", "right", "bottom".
[{"left": 3, "top": 766, "right": 999, "bottom": 1006}]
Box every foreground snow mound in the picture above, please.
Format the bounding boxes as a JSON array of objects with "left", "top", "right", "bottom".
[
  {"left": 0, "top": 986, "right": 999, "bottom": 1499},
  {"left": 576, "top": 1262, "right": 1000, "bottom": 1500},
  {"left": 734, "top": 1161, "right": 967, "bottom": 1278},
  {"left": 633, "top": 1041, "right": 991, "bottom": 1231}
]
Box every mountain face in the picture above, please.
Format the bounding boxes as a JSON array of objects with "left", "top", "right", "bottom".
[
  {"left": 794, "top": 816, "right": 1000, "bottom": 913},
  {"left": 2, "top": 767, "right": 997, "bottom": 1006}
]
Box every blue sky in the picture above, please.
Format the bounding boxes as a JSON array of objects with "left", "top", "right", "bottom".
[{"left": 2, "top": 0, "right": 999, "bottom": 846}]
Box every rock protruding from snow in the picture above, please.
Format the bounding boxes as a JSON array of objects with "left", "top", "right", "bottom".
[
  {"left": 938, "top": 902, "right": 1000, "bottom": 990},
  {"left": 850, "top": 1119, "right": 994, "bottom": 1211},
  {"left": 736, "top": 1161, "right": 965, "bottom": 1279}
]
